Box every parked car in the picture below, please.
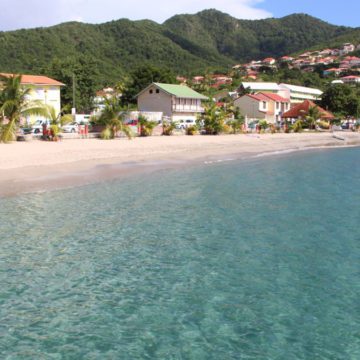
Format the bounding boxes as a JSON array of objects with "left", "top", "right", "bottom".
[
  {"left": 176, "top": 119, "right": 196, "bottom": 129},
  {"left": 62, "top": 122, "right": 79, "bottom": 133}
]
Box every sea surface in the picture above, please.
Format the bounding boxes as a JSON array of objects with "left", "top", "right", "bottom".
[{"left": 0, "top": 147, "right": 359, "bottom": 359}]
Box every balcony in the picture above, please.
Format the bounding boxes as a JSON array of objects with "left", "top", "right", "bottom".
[{"left": 172, "top": 105, "right": 204, "bottom": 113}]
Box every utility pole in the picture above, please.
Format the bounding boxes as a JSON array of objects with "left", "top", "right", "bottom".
[{"left": 72, "top": 73, "right": 76, "bottom": 116}]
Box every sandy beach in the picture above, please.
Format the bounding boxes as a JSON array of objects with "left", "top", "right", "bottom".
[{"left": 1, "top": 132, "right": 360, "bottom": 197}]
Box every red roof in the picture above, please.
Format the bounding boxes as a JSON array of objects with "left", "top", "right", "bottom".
[
  {"left": 282, "top": 100, "right": 334, "bottom": 119},
  {"left": 344, "top": 56, "right": 360, "bottom": 61},
  {"left": 246, "top": 93, "right": 269, "bottom": 102},
  {"left": 0, "top": 73, "right": 64, "bottom": 86},
  {"left": 259, "top": 92, "right": 289, "bottom": 103},
  {"left": 341, "top": 75, "right": 360, "bottom": 79}
]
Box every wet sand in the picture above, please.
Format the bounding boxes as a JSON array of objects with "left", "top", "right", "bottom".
[{"left": 1, "top": 132, "right": 359, "bottom": 197}]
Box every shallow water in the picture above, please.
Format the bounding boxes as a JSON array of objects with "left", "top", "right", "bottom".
[{"left": 0, "top": 147, "right": 360, "bottom": 359}]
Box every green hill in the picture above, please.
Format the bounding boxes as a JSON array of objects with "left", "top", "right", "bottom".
[{"left": 0, "top": 9, "right": 358, "bottom": 85}]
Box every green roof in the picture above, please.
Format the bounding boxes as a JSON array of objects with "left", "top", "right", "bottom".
[{"left": 153, "top": 83, "right": 208, "bottom": 100}]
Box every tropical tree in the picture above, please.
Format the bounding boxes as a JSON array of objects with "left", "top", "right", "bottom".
[
  {"left": 162, "top": 120, "right": 177, "bottom": 136},
  {"left": 321, "top": 84, "right": 360, "bottom": 117},
  {"left": 45, "top": 105, "right": 73, "bottom": 126},
  {"left": 305, "top": 106, "right": 322, "bottom": 130},
  {"left": 0, "top": 74, "right": 48, "bottom": 142},
  {"left": 226, "top": 106, "right": 245, "bottom": 134},
  {"left": 45, "top": 56, "right": 100, "bottom": 113},
  {"left": 45, "top": 105, "right": 74, "bottom": 139},
  {"left": 201, "top": 101, "right": 225, "bottom": 135},
  {"left": 122, "top": 65, "right": 177, "bottom": 104},
  {"left": 96, "top": 97, "right": 132, "bottom": 139},
  {"left": 138, "top": 115, "right": 157, "bottom": 136}
]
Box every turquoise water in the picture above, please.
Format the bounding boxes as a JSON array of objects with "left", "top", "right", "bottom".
[{"left": 0, "top": 147, "right": 360, "bottom": 359}]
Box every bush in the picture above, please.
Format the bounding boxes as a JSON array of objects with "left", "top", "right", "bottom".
[
  {"left": 221, "top": 124, "right": 232, "bottom": 134},
  {"left": 138, "top": 115, "right": 157, "bottom": 136},
  {"left": 162, "top": 122, "right": 176, "bottom": 136},
  {"left": 317, "top": 120, "right": 330, "bottom": 129},
  {"left": 293, "top": 120, "right": 303, "bottom": 132},
  {"left": 100, "top": 127, "right": 113, "bottom": 140},
  {"left": 186, "top": 125, "right": 197, "bottom": 135}
]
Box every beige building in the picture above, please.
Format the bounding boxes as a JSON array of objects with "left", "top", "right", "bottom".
[
  {"left": 1, "top": 73, "right": 64, "bottom": 124},
  {"left": 136, "top": 83, "right": 208, "bottom": 122},
  {"left": 234, "top": 92, "right": 290, "bottom": 124}
]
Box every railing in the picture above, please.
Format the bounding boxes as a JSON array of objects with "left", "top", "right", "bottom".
[{"left": 172, "top": 105, "right": 204, "bottom": 112}]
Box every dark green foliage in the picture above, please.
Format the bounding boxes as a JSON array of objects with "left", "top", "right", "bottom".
[
  {"left": 122, "top": 65, "right": 177, "bottom": 104},
  {"left": 0, "top": 10, "right": 358, "bottom": 94},
  {"left": 321, "top": 84, "right": 360, "bottom": 117},
  {"left": 44, "top": 56, "right": 100, "bottom": 113}
]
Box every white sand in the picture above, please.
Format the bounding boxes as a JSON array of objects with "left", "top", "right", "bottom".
[{"left": 0, "top": 132, "right": 359, "bottom": 196}]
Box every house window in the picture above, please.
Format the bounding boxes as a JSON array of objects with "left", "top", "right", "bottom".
[
  {"left": 149, "top": 89, "right": 153, "bottom": 94},
  {"left": 276, "top": 102, "right": 280, "bottom": 110},
  {"left": 262, "top": 101, "right": 267, "bottom": 109},
  {"left": 156, "top": 89, "right": 160, "bottom": 94}
]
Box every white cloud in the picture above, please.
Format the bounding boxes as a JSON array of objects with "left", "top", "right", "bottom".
[{"left": 0, "top": 0, "right": 272, "bottom": 31}]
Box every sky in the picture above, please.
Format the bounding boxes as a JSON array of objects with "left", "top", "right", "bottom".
[{"left": 0, "top": 0, "right": 359, "bottom": 32}]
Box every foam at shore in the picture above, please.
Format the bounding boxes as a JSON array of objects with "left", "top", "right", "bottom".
[{"left": 1, "top": 132, "right": 360, "bottom": 197}]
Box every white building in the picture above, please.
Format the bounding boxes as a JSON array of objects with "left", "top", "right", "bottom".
[
  {"left": 278, "top": 83, "right": 323, "bottom": 103},
  {"left": 238, "top": 82, "right": 323, "bottom": 104}
]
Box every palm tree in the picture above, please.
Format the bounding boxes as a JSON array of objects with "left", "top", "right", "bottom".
[
  {"left": 306, "top": 106, "right": 322, "bottom": 130},
  {"left": 96, "top": 97, "right": 132, "bottom": 139},
  {"left": 44, "top": 105, "right": 74, "bottom": 139},
  {"left": 202, "top": 101, "right": 225, "bottom": 135},
  {"left": 138, "top": 115, "right": 157, "bottom": 136},
  {"left": 0, "top": 74, "right": 48, "bottom": 142},
  {"left": 226, "top": 105, "right": 245, "bottom": 134},
  {"left": 46, "top": 105, "right": 73, "bottom": 127}
]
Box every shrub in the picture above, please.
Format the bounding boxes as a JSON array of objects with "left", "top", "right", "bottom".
[
  {"left": 317, "top": 120, "right": 330, "bottom": 129},
  {"left": 186, "top": 125, "right": 197, "bottom": 135},
  {"left": 138, "top": 115, "right": 157, "bottom": 136},
  {"left": 293, "top": 120, "right": 303, "bottom": 132},
  {"left": 221, "top": 124, "right": 232, "bottom": 134},
  {"left": 162, "top": 122, "right": 176, "bottom": 136},
  {"left": 100, "top": 127, "right": 113, "bottom": 140}
]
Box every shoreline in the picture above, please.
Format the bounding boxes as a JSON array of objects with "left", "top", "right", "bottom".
[{"left": 1, "top": 132, "right": 360, "bottom": 198}]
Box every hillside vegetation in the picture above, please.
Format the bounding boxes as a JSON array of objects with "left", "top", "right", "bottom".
[{"left": 0, "top": 10, "right": 358, "bottom": 86}]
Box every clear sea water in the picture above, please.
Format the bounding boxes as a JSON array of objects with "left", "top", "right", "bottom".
[{"left": 0, "top": 147, "right": 360, "bottom": 359}]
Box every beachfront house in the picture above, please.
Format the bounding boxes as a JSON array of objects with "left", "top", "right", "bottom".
[
  {"left": 234, "top": 92, "right": 290, "bottom": 124},
  {"left": 136, "top": 83, "right": 208, "bottom": 122},
  {"left": 282, "top": 100, "right": 334, "bottom": 122},
  {"left": 0, "top": 73, "right": 64, "bottom": 124}
]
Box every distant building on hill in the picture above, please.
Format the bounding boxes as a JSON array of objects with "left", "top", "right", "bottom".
[
  {"left": 278, "top": 83, "right": 323, "bottom": 103},
  {"left": 340, "top": 43, "right": 355, "bottom": 55},
  {"left": 340, "top": 75, "right": 360, "bottom": 84},
  {"left": 136, "top": 82, "right": 208, "bottom": 122},
  {"left": 238, "top": 82, "right": 281, "bottom": 95},
  {"left": 0, "top": 73, "right": 64, "bottom": 124},
  {"left": 238, "top": 82, "right": 323, "bottom": 103}
]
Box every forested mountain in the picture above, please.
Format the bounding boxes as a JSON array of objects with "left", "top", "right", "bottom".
[{"left": 0, "top": 9, "right": 358, "bottom": 86}]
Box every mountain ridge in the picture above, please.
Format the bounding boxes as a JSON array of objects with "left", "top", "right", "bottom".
[{"left": 0, "top": 9, "right": 358, "bottom": 85}]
